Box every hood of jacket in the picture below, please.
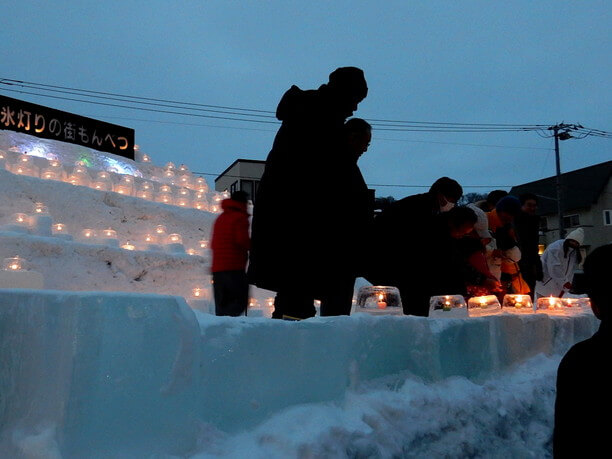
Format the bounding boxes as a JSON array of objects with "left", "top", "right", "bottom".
[{"left": 221, "top": 198, "right": 248, "bottom": 214}]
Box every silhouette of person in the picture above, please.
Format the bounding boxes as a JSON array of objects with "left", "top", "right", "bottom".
[
  {"left": 248, "top": 67, "right": 368, "bottom": 320},
  {"left": 319, "top": 118, "right": 374, "bottom": 316},
  {"left": 366, "top": 177, "right": 465, "bottom": 316},
  {"left": 210, "top": 190, "right": 251, "bottom": 316},
  {"left": 553, "top": 243, "right": 611, "bottom": 457}
]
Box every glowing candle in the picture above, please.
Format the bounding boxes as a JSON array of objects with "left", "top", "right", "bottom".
[
  {"left": 41, "top": 168, "right": 59, "bottom": 180},
  {"left": 377, "top": 292, "right": 387, "bottom": 308},
  {"left": 137, "top": 190, "right": 153, "bottom": 200},
  {"left": 211, "top": 205, "right": 219, "bottom": 213},
  {"left": 82, "top": 228, "right": 96, "bottom": 239},
  {"left": 192, "top": 287, "right": 203, "bottom": 298},
  {"left": 444, "top": 296, "right": 451, "bottom": 311},
  {"left": 102, "top": 228, "right": 117, "bottom": 238},
  {"left": 164, "top": 162, "right": 176, "bottom": 171},
  {"left": 3, "top": 256, "right": 24, "bottom": 271},
  {"left": 198, "top": 239, "right": 209, "bottom": 249},
  {"left": 49, "top": 160, "right": 61, "bottom": 168},
  {"left": 140, "top": 181, "right": 153, "bottom": 191},
  {"left": 155, "top": 225, "right": 166, "bottom": 235},
  {"left": 266, "top": 297, "right": 275, "bottom": 307},
  {"left": 178, "top": 188, "right": 190, "bottom": 196},
  {"left": 194, "top": 201, "right": 206, "bottom": 210},
  {"left": 121, "top": 241, "right": 135, "bottom": 251},
  {"left": 159, "top": 185, "right": 172, "bottom": 193},
  {"left": 33, "top": 203, "right": 48, "bottom": 214},
  {"left": 93, "top": 181, "right": 111, "bottom": 191},
  {"left": 167, "top": 233, "right": 182, "bottom": 244},
  {"left": 142, "top": 154, "right": 151, "bottom": 163},
  {"left": 177, "top": 197, "right": 190, "bottom": 207},
  {"left": 53, "top": 223, "right": 66, "bottom": 233},
  {"left": 13, "top": 213, "right": 29, "bottom": 225},
  {"left": 179, "top": 164, "right": 189, "bottom": 172},
  {"left": 187, "top": 248, "right": 197, "bottom": 256}
]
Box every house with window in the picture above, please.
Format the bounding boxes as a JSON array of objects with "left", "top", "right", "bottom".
[
  {"left": 510, "top": 160, "right": 611, "bottom": 254},
  {"left": 215, "top": 159, "right": 266, "bottom": 202}
]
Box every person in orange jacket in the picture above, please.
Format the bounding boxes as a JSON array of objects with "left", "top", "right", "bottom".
[
  {"left": 487, "top": 195, "right": 530, "bottom": 295},
  {"left": 210, "top": 191, "right": 251, "bottom": 316}
]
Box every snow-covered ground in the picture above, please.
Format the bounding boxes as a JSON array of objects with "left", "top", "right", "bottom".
[{"left": 0, "top": 132, "right": 601, "bottom": 458}]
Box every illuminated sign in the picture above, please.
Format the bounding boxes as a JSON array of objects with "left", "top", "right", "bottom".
[{"left": 0, "top": 94, "right": 135, "bottom": 160}]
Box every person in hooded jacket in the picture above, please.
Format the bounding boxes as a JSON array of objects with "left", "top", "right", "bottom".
[
  {"left": 248, "top": 67, "right": 368, "bottom": 320},
  {"left": 365, "top": 177, "right": 463, "bottom": 315},
  {"left": 535, "top": 228, "right": 584, "bottom": 299},
  {"left": 210, "top": 191, "right": 251, "bottom": 316},
  {"left": 553, "top": 243, "right": 610, "bottom": 458}
]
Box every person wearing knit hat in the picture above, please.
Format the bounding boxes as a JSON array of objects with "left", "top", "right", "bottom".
[{"left": 535, "top": 228, "right": 585, "bottom": 299}]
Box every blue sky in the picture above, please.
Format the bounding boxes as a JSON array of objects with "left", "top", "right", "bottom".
[{"left": 2, "top": 1, "right": 610, "bottom": 198}]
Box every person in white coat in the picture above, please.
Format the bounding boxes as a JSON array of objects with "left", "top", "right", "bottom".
[{"left": 535, "top": 228, "right": 584, "bottom": 299}]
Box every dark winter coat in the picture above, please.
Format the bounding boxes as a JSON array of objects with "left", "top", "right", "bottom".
[
  {"left": 210, "top": 199, "right": 250, "bottom": 273},
  {"left": 248, "top": 84, "right": 356, "bottom": 296},
  {"left": 514, "top": 211, "right": 543, "bottom": 286},
  {"left": 366, "top": 191, "right": 440, "bottom": 285},
  {"left": 554, "top": 320, "right": 609, "bottom": 458}
]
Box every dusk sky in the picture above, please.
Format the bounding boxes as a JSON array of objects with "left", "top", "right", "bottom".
[{"left": 2, "top": 1, "right": 610, "bottom": 198}]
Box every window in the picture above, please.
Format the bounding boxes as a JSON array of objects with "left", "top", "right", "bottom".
[
  {"left": 240, "top": 180, "right": 254, "bottom": 201},
  {"left": 562, "top": 214, "right": 580, "bottom": 228},
  {"left": 230, "top": 181, "right": 238, "bottom": 194},
  {"left": 604, "top": 210, "right": 612, "bottom": 226}
]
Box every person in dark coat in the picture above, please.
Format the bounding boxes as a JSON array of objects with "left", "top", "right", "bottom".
[
  {"left": 319, "top": 118, "right": 374, "bottom": 316},
  {"left": 553, "top": 243, "right": 611, "bottom": 458},
  {"left": 514, "top": 192, "right": 542, "bottom": 298},
  {"left": 210, "top": 191, "right": 251, "bottom": 316},
  {"left": 366, "top": 178, "right": 466, "bottom": 316},
  {"left": 248, "top": 67, "right": 368, "bottom": 320}
]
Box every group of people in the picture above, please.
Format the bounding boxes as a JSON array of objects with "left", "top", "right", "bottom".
[
  {"left": 208, "top": 66, "right": 590, "bottom": 319},
  {"left": 206, "top": 66, "right": 609, "bottom": 456}
]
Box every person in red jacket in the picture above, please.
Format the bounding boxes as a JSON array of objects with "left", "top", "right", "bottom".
[{"left": 210, "top": 191, "right": 251, "bottom": 316}]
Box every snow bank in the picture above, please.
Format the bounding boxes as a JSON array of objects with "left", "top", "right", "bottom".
[{"left": 0, "top": 289, "right": 599, "bottom": 457}]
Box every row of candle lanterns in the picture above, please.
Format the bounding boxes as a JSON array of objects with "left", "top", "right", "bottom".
[{"left": 2, "top": 152, "right": 222, "bottom": 212}]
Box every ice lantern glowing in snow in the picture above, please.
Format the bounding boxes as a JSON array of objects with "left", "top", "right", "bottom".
[
  {"left": 81, "top": 228, "right": 96, "bottom": 239},
  {"left": 502, "top": 294, "right": 534, "bottom": 312},
  {"left": 167, "top": 233, "right": 183, "bottom": 244},
  {"left": 198, "top": 239, "right": 209, "bottom": 249},
  {"left": 102, "top": 228, "right": 117, "bottom": 238},
  {"left": 13, "top": 213, "right": 30, "bottom": 226},
  {"left": 192, "top": 287, "right": 203, "bottom": 298},
  {"left": 467, "top": 295, "right": 501, "bottom": 316},
  {"left": 121, "top": 241, "right": 135, "bottom": 251},
  {"left": 155, "top": 225, "right": 167, "bottom": 235},
  {"left": 33, "top": 202, "right": 49, "bottom": 215},
  {"left": 53, "top": 223, "right": 66, "bottom": 233},
  {"left": 429, "top": 295, "right": 468, "bottom": 318},
  {"left": 356, "top": 286, "right": 403, "bottom": 315},
  {"left": 3, "top": 256, "right": 25, "bottom": 271}
]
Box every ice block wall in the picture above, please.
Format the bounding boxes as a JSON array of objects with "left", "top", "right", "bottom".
[{"left": 0, "top": 289, "right": 599, "bottom": 457}]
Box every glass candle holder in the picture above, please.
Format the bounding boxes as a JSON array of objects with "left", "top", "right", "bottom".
[
  {"left": 155, "top": 225, "right": 167, "bottom": 235},
  {"left": 96, "top": 171, "right": 111, "bottom": 181},
  {"left": 167, "top": 233, "right": 183, "bottom": 244},
  {"left": 198, "top": 239, "right": 209, "bottom": 249},
  {"left": 81, "top": 228, "right": 96, "bottom": 239},
  {"left": 53, "top": 223, "right": 67, "bottom": 233},
  {"left": 176, "top": 197, "right": 190, "bottom": 207},
  {"left": 164, "top": 162, "right": 176, "bottom": 171},
  {"left": 502, "top": 294, "right": 534, "bottom": 311},
  {"left": 92, "top": 181, "right": 112, "bottom": 191},
  {"left": 141, "top": 154, "right": 151, "bottom": 163},
  {"left": 140, "top": 181, "right": 154, "bottom": 192},
  {"left": 178, "top": 187, "right": 190, "bottom": 197},
  {"left": 536, "top": 296, "right": 563, "bottom": 311},
  {"left": 143, "top": 233, "right": 157, "bottom": 244},
  {"left": 193, "top": 201, "right": 207, "bottom": 210},
  {"left": 3, "top": 256, "right": 25, "bottom": 271},
  {"left": 192, "top": 287, "right": 203, "bottom": 298},
  {"left": 159, "top": 185, "right": 172, "bottom": 194},
  {"left": 41, "top": 168, "right": 59, "bottom": 180},
  {"left": 137, "top": 190, "right": 153, "bottom": 200},
  {"left": 121, "top": 241, "right": 136, "bottom": 251},
  {"left": 467, "top": 295, "right": 502, "bottom": 316},
  {"left": 429, "top": 295, "right": 468, "bottom": 318},
  {"left": 156, "top": 193, "right": 173, "bottom": 204},
  {"left": 356, "top": 286, "right": 403, "bottom": 315},
  {"left": 13, "top": 213, "right": 30, "bottom": 226},
  {"left": 114, "top": 184, "right": 132, "bottom": 195},
  {"left": 33, "top": 202, "right": 49, "bottom": 215},
  {"left": 102, "top": 228, "right": 117, "bottom": 238}
]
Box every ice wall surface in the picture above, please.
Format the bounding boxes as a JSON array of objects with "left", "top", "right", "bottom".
[{"left": 0, "top": 289, "right": 599, "bottom": 457}]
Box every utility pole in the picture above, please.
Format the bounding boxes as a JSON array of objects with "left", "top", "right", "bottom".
[{"left": 548, "top": 123, "right": 579, "bottom": 239}]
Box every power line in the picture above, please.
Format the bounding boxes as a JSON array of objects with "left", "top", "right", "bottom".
[
  {"left": 0, "top": 77, "right": 566, "bottom": 133},
  {"left": 191, "top": 170, "right": 511, "bottom": 189}
]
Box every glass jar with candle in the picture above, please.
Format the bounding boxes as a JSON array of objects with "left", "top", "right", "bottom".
[
  {"left": 3, "top": 256, "right": 25, "bottom": 271},
  {"left": 356, "top": 286, "right": 403, "bottom": 315},
  {"left": 429, "top": 294, "right": 468, "bottom": 318}
]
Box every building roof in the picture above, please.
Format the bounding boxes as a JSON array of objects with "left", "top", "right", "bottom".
[
  {"left": 215, "top": 159, "right": 266, "bottom": 183},
  {"left": 510, "top": 160, "right": 611, "bottom": 215}
]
